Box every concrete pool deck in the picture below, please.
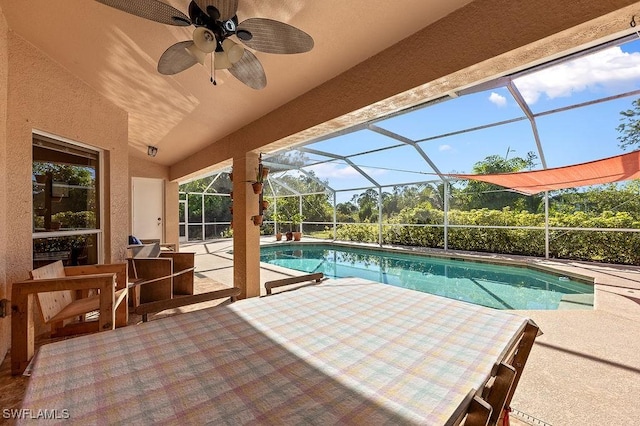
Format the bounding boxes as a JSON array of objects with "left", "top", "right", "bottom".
[{"left": 184, "top": 237, "right": 640, "bottom": 425}]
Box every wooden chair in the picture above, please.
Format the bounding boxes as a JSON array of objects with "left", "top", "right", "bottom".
[
  {"left": 11, "top": 261, "right": 128, "bottom": 375},
  {"left": 127, "top": 244, "right": 195, "bottom": 309},
  {"left": 126, "top": 243, "right": 242, "bottom": 322}
]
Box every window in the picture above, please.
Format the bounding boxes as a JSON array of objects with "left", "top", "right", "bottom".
[{"left": 32, "top": 133, "right": 101, "bottom": 268}]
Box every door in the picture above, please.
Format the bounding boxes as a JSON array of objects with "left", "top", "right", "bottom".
[{"left": 132, "top": 177, "right": 164, "bottom": 241}]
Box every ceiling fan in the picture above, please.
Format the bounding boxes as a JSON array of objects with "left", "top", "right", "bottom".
[{"left": 96, "top": 0, "right": 314, "bottom": 89}]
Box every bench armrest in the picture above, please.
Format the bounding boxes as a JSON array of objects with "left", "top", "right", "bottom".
[
  {"left": 134, "top": 287, "right": 241, "bottom": 322},
  {"left": 264, "top": 273, "right": 324, "bottom": 295}
]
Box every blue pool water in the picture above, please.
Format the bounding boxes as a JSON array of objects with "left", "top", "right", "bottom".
[{"left": 260, "top": 244, "right": 594, "bottom": 310}]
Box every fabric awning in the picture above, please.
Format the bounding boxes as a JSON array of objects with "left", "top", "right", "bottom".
[{"left": 451, "top": 150, "right": 640, "bottom": 195}]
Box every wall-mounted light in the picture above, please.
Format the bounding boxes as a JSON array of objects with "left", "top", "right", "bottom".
[{"left": 147, "top": 146, "right": 158, "bottom": 157}]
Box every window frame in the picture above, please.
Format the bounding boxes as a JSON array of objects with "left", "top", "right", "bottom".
[{"left": 32, "top": 129, "right": 104, "bottom": 265}]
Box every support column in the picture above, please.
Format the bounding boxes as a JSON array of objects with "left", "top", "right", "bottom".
[
  {"left": 233, "top": 152, "right": 261, "bottom": 299},
  {"left": 299, "top": 195, "right": 303, "bottom": 233},
  {"left": 444, "top": 181, "right": 449, "bottom": 251},
  {"left": 545, "top": 191, "right": 549, "bottom": 259},
  {"left": 332, "top": 191, "right": 337, "bottom": 240},
  {"left": 378, "top": 187, "right": 383, "bottom": 247}
]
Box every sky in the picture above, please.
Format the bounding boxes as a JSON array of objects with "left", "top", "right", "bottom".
[{"left": 271, "top": 35, "right": 640, "bottom": 197}]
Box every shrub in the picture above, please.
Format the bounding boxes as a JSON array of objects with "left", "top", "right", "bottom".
[{"left": 335, "top": 207, "right": 640, "bottom": 265}]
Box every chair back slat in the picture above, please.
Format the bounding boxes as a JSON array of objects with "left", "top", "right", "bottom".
[
  {"left": 30, "top": 260, "right": 73, "bottom": 323},
  {"left": 128, "top": 243, "right": 161, "bottom": 259}
]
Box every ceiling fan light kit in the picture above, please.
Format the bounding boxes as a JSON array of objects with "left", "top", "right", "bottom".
[
  {"left": 193, "top": 27, "right": 216, "bottom": 53},
  {"left": 222, "top": 38, "right": 244, "bottom": 63},
  {"left": 95, "top": 0, "right": 314, "bottom": 89},
  {"left": 186, "top": 43, "right": 207, "bottom": 64},
  {"left": 214, "top": 50, "right": 233, "bottom": 69}
]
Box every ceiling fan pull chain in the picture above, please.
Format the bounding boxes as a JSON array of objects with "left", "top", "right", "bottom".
[{"left": 210, "top": 52, "right": 217, "bottom": 85}]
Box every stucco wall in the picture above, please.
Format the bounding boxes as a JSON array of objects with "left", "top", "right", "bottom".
[
  {"left": 0, "top": 8, "right": 9, "bottom": 363},
  {"left": 1, "top": 29, "right": 129, "bottom": 355},
  {"left": 128, "top": 155, "right": 179, "bottom": 248}
]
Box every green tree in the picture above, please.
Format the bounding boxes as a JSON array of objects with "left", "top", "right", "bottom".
[
  {"left": 353, "top": 189, "right": 379, "bottom": 222},
  {"left": 33, "top": 163, "right": 93, "bottom": 186},
  {"left": 33, "top": 163, "right": 97, "bottom": 228},
  {"left": 263, "top": 172, "right": 332, "bottom": 225},
  {"left": 419, "top": 183, "right": 446, "bottom": 210},
  {"left": 616, "top": 98, "right": 640, "bottom": 150},
  {"left": 336, "top": 201, "right": 357, "bottom": 222},
  {"left": 457, "top": 152, "right": 541, "bottom": 212},
  {"left": 550, "top": 181, "right": 640, "bottom": 219},
  {"left": 179, "top": 175, "right": 233, "bottom": 228}
]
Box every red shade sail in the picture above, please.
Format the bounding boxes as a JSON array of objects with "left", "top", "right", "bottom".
[{"left": 451, "top": 151, "right": 640, "bottom": 195}]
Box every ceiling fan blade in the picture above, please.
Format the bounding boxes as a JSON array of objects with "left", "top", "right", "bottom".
[
  {"left": 194, "top": 0, "right": 239, "bottom": 21},
  {"left": 228, "top": 50, "right": 266, "bottom": 90},
  {"left": 237, "top": 18, "right": 314, "bottom": 54},
  {"left": 158, "top": 41, "right": 198, "bottom": 75},
  {"left": 96, "top": 0, "right": 191, "bottom": 26}
]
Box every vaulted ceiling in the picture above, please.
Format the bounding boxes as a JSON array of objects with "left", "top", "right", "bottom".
[{"left": 2, "top": 0, "right": 638, "bottom": 181}]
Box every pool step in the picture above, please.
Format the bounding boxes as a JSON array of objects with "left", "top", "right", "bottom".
[{"left": 558, "top": 293, "right": 594, "bottom": 310}]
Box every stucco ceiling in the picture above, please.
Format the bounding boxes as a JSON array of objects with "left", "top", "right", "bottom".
[{"left": 0, "top": 0, "right": 474, "bottom": 167}]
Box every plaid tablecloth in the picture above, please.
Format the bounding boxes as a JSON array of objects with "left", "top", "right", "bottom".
[{"left": 19, "top": 278, "right": 529, "bottom": 425}]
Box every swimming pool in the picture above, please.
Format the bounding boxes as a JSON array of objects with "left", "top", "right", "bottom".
[{"left": 260, "top": 244, "right": 594, "bottom": 310}]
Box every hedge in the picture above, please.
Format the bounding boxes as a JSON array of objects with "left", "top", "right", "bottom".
[{"left": 335, "top": 208, "right": 640, "bottom": 265}]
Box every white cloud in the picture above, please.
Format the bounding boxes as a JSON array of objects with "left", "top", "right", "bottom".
[
  {"left": 488, "top": 92, "right": 507, "bottom": 107},
  {"left": 515, "top": 46, "right": 640, "bottom": 104},
  {"left": 439, "top": 144, "right": 452, "bottom": 152},
  {"left": 308, "top": 162, "right": 386, "bottom": 179}
]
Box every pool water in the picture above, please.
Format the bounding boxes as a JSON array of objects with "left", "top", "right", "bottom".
[{"left": 260, "top": 244, "right": 594, "bottom": 310}]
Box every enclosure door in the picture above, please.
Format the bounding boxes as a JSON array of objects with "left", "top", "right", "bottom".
[{"left": 132, "top": 177, "right": 164, "bottom": 241}]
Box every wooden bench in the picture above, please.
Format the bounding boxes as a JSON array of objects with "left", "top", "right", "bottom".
[{"left": 11, "top": 261, "right": 128, "bottom": 375}]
